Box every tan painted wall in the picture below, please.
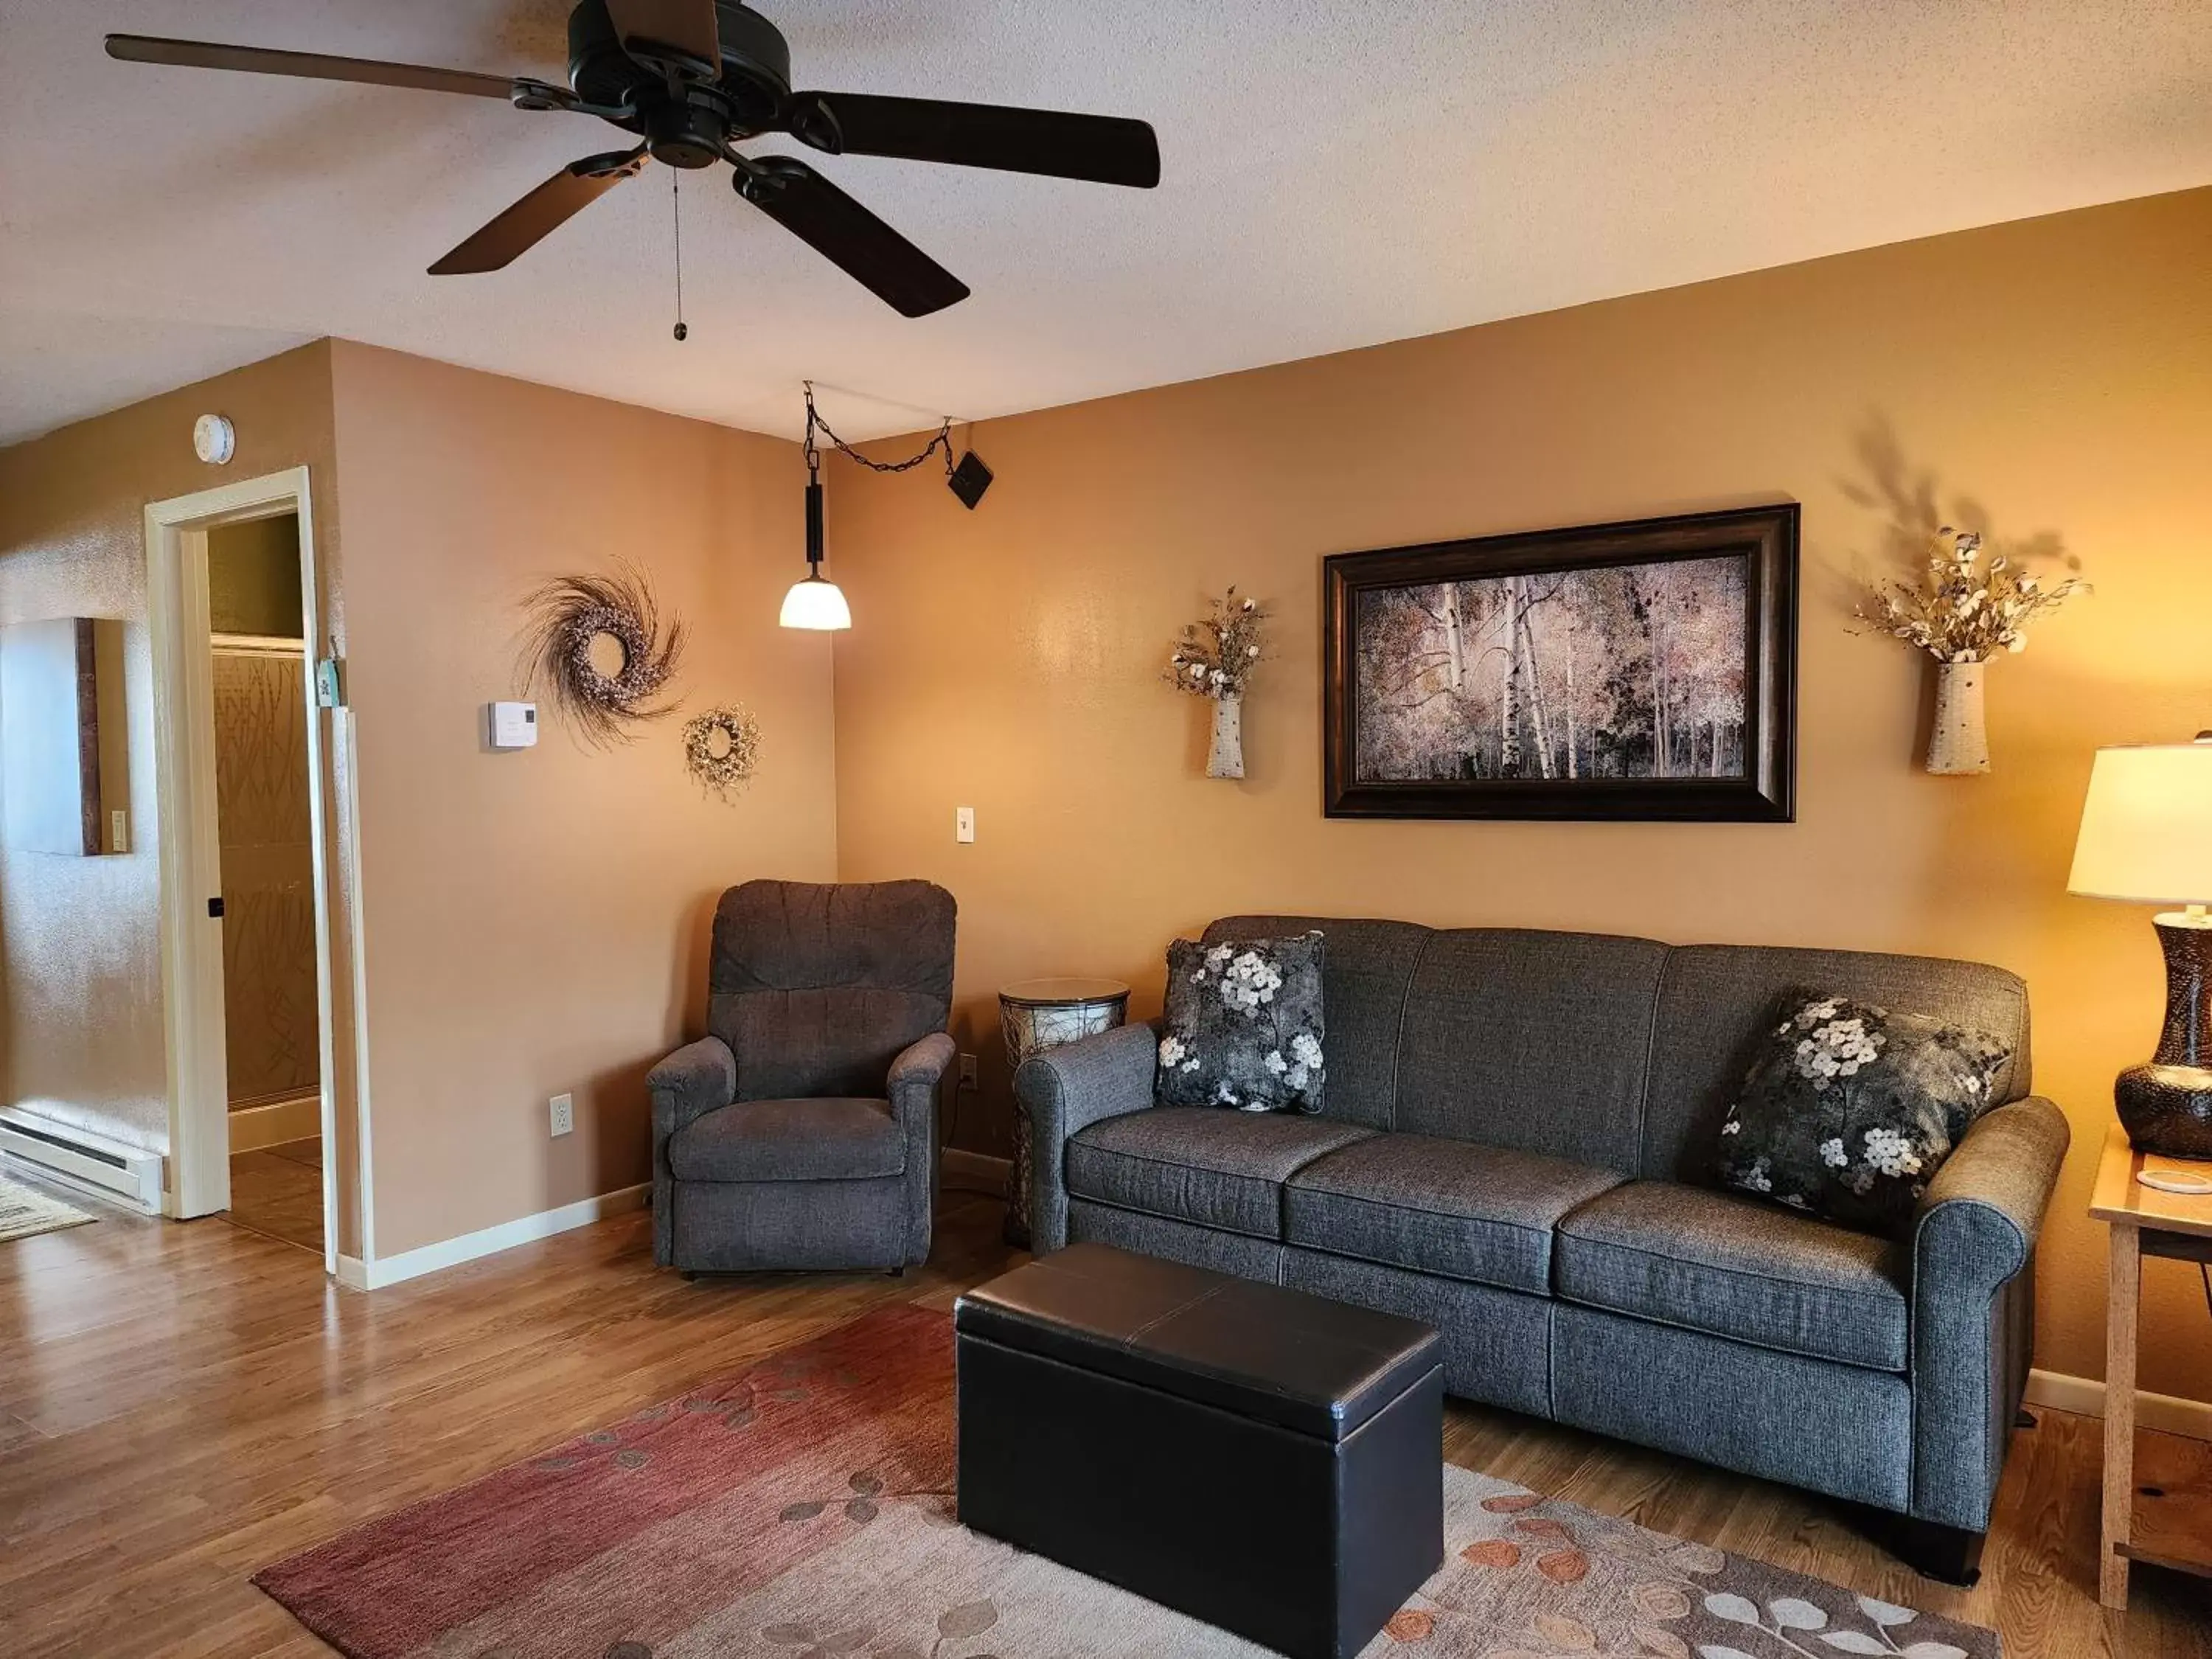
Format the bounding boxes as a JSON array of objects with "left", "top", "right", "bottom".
[
  {"left": 327, "top": 344, "right": 837, "bottom": 1259},
  {"left": 0, "top": 344, "right": 338, "bottom": 1164},
  {"left": 828, "top": 185, "right": 2212, "bottom": 1402}
]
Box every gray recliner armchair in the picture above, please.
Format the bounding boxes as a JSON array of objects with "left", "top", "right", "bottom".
[{"left": 649, "top": 878, "right": 957, "bottom": 1275}]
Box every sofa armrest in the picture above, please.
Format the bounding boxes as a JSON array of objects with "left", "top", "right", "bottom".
[
  {"left": 888, "top": 1031, "right": 957, "bottom": 1267},
  {"left": 1015, "top": 1021, "right": 1159, "bottom": 1253},
  {"left": 647, "top": 1034, "right": 737, "bottom": 1266},
  {"left": 1908, "top": 1095, "right": 2070, "bottom": 1529}
]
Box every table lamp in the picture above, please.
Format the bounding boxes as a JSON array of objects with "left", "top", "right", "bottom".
[{"left": 2068, "top": 736, "right": 2212, "bottom": 1158}]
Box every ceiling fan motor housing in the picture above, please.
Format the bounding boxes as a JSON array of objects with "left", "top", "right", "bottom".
[{"left": 567, "top": 0, "right": 793, "bottom": 164}]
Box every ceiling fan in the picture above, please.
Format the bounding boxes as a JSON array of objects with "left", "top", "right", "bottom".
[{"left": 105, "top": 0, "right": 1161, "bottom": 318}]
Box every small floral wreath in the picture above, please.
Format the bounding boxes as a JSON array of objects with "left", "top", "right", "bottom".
[
  {"left": 682, "top": 704, "right": 762, "bottom": 801},
  {"left": 519, "top": 567, "right": 684, "bottom": 746}
]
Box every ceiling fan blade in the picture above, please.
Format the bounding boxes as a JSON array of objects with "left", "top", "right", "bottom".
[
  {"left": 429, "top": 149, "right": 647, "bottom": 275},
  {"left": 105, "top": 34, "right": 515, "bottom": 100},
  {"left": 786, "top": 93, "right": 1160, "bottom": 188},
  {"left": 602, "top": 0, "right": 722, "bottom": 76},
  {"left": 735, "top": 157, "right": 969, "bottom": 318}
]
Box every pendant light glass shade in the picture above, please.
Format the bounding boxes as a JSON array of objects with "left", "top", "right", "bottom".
[
  {"left": 779, "top": 471, "right": 849, "bottom": 630},
  {"left": 779, "top": 574, "right": 851, "bottom": 630}
]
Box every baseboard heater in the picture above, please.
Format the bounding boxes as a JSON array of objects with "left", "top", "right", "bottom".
[{"left": 0, "top": 1108, "right": 164, "bottom": 1214}]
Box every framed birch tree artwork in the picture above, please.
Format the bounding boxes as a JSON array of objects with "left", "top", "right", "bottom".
[{"left": 1323, "top": 504, "right": 1798, "bottom": 821}]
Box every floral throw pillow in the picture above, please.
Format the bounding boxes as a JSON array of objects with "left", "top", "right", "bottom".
[
  {"left": 1715, "top": 992, "right": 2011, "bottom": 1237},
  {"left": 1155, "top": 933, "right": 1326, "bottom": 1113}
]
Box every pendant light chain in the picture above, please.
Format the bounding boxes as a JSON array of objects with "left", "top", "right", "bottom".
[{"left": 802, "top": 382, "right": 957, "bottom": 482}]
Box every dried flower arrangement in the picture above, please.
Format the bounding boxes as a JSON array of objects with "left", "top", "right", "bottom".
[
  {"left": 1854, "top": 526, "right": 2087, "bottom": 663},
  {"left": 1164, "top": 588, "right": 1268, "bottom": 700},
  {"left": 1854, "top": 526, "right": 2087, "bottom": 776},
  {"left": 681, "top": 704, "right": 762, "bottom": 801},
  {"left": 1164, "top": 588, "right": 1268, "bottom": 779},
  {"left": 518, "top": 566, "right": 685, "bottom": 746}
]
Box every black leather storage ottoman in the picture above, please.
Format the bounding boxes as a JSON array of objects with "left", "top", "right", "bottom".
[{"left": 955, "top": 1242, "right": 1444, "bottom": 1659}]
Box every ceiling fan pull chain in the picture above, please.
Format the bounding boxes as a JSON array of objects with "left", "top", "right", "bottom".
[{"left": 671, "top": 167, "right": 688, "bottom": 342}]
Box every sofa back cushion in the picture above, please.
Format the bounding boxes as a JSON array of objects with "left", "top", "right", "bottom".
[
  {"left": 1639, "top": 944, "right": 2031, "bottom": 1183},
  {"left": 1394, "top": 930, "right": 1669, "bottom": 1171},
  {"left": 1203, "top": 915, "right": 2030, "bottom": 1183},
  {"left": 708, "top": 879, "right": 956, "bottom": 1101}
]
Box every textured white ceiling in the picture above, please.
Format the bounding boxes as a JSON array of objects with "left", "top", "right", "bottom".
[{"left": 2, "top": 0, "right": 2208, "bottom": 446}]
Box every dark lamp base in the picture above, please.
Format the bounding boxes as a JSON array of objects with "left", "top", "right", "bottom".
[
  {"left": 2116, "top": 1063, "right": 2212, "bottom": 1161},
  {"left": 2119, "top": 913, "right": 2212, "bottom": 1161}
]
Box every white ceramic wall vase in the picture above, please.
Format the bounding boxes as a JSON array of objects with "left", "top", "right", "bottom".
[
  {"left": 1927, "top": 660, "right": 1992, "bottom": 776},
  {"left": 1207, "top": 692, "right": 1246, "bottom": 779}
]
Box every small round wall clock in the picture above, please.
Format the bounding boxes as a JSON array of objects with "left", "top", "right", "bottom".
[{"left": 192, "top": 412, "right": 236, "bottom": 465}]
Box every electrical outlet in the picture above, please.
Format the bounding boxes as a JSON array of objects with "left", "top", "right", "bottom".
[
  {"left": 549, "top": 1092, "right": 574, "bottom": 1137},
  {"left": 958, "top": 1053, "right": 979, "bottom": 1090},
  {"left": 955, "top": 806, "right": 975, "bottom": 844},
  {"left": 111, "top": 809, "right": 129, "bottom": 854}
]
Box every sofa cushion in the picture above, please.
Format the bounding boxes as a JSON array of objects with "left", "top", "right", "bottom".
[
  {"left": 1066, "top": 1107, "right": 1373, "bottom": 1238},
  {"left": 1554, "top": 1181, "right": 1910, "bottom": 1371},
  {"left": 1203, "top": 917, "right": 1431, "bottom": 1130},
  {"left": 1284, "top": 1133, "right": 1624, "bottom": 1294},
  {"left": 1639, "top": 943, "right": 2030, "bottom": 1184},
  {"left": 667, "top": 1096, "right": 904, "bottom": 1183},
  {"left": 1715, "top": 992, "right": 2011, "bottom": 1237},
  {"left": 1392, "top": 929, "right": 1671, "bottom": 1174},
  {"left": 1156, "top": 932, "right": 1328, "bottom": 1113}
]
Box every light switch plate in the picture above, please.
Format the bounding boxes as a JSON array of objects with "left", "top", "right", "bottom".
[
  {"left": 549, "top": 1093, "right": 574, "bottom": 1137},
  {"left": 955, "top": 806, "right": 975, "bottom": 844},
  {"left": 111, "top": 809, "right": 129, "bottom": 854}
]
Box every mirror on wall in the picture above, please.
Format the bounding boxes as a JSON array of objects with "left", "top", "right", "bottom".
[{"left": 0, "top": 616, "right": 130, "bottom": 856}]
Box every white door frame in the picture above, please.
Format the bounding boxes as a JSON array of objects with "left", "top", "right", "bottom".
[{"left": 145, "top": 467, "right": 352, "bottom": 1270}]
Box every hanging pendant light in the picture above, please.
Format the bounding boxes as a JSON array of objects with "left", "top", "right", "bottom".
[{"left": 780, "top": 400, "right": 850, "bottom": 631}]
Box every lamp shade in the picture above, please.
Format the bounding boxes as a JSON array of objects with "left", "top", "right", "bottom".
[
  {"left": 779, "top": 574, "right": 851, "bottom": 630},
  {"left": 2067, "top": 741, "right": 2212, "bottom": 904}
]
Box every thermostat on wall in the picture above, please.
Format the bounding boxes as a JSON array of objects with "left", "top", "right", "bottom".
[{"left": 488, "top": 700, "right": 538, "bottom": 749}]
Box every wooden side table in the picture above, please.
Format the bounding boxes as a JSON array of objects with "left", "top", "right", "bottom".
[
  {"left": 998, "top": 977, "right": 1130, "bottom": 1249},
  {"left": 2090, "top": 1122, "right": 2212, "bottom": 1607}
]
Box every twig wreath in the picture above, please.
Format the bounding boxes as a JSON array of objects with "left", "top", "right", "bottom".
[
  {"left": 681, "top": 704, "right": 762, "bottom": 801},
  {"left": 518, "top": 566, "right": 685, "bottom": 745}
]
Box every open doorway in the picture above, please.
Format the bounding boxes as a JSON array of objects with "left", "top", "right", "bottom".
[
  {"left": 206, "top": 514, "right": 322, "bottom": 1251},
  {"left": 144, "top": 467, "right": 351, "bottom": 1273}
]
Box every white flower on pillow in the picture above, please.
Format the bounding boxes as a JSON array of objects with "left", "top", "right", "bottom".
[
  {"left": 1861, "top": 1127, "right": 1924, "bottom": 1178},
  {"left": 1290, "top": 1031, "right": 1324, "bottom": 1069},
  {"left": 1819, "top": 1137, "right": 1847, "bottom": 1169},
  {"left": 1219, "top": 950, "right": 1284, "bottom": 1014},
  {"left": 1159, "top": 1035, "right": 1187, "bottom": 1068},
  {"left": 1264, "top": 1050, "right": 1288, "bottom": 1076}
]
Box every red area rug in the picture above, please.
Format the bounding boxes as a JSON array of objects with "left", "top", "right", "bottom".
[{"left": 256, "top": 1304, "right": 1998, "bottom": 1658}]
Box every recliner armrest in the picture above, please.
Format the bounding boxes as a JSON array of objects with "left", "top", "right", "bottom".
[
  {"left": 648, "top": 1034, "right": 737, "bottom": 1141},
  {"left": 889, "top": 1031, "right": 958, "bottom": 1119},
  {"left": 1015, "top": 1021, "right": 1160, "bottom": 1253}
]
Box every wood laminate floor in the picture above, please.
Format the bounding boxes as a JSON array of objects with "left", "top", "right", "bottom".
[{"left": 1, "top": 1172, "right": 2205, "bottom": 1657}]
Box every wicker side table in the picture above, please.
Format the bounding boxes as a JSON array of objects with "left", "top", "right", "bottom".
[{"left": 998, "top": 977, "right": 1131, "bottom": 1248}]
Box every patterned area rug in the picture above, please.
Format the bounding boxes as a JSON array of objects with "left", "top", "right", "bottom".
[
  {"left": 256, "top": 1305, "right": 1998, "bottom": 1659},
  {"left": 0, "top": 1173, "right": 95, "bottom": 1242}
]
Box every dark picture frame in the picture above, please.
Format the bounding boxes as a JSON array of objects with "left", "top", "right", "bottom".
[{"left": 1323, "top": 504, "right": 1798, "bottom": 821}]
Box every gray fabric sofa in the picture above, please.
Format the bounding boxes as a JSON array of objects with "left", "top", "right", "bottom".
[
  {"left": 1016, "top": 915, "right": 2069, "bottom": 1580},
  {"left": 650, "top": 879, "right": 956, "bottom": 1274}
]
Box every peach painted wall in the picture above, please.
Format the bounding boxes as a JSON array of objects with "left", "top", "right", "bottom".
[
  {"left": 0, "top": 344, "right": 343, "bottom": 1182},
  {"left": 828, "top": 186, "right": 2212, "bottom": 1401},
  {"left": 327, "top": 344, "right": 836, "bottom": 1259}
]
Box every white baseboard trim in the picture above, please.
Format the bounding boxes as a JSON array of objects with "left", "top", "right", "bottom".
[
  {"left": 341, "top": 1183, "right": 649, "bottom": 1291},
  {"left": 2026, "top": 1368, "right": 2212, "bottom": 1441},
  {"left": 943, "top": 1148, "right": 1010, "bottom": 1197},
  {"left": 226, "top": 1093, "right": 321, "bottom": 1153}
]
